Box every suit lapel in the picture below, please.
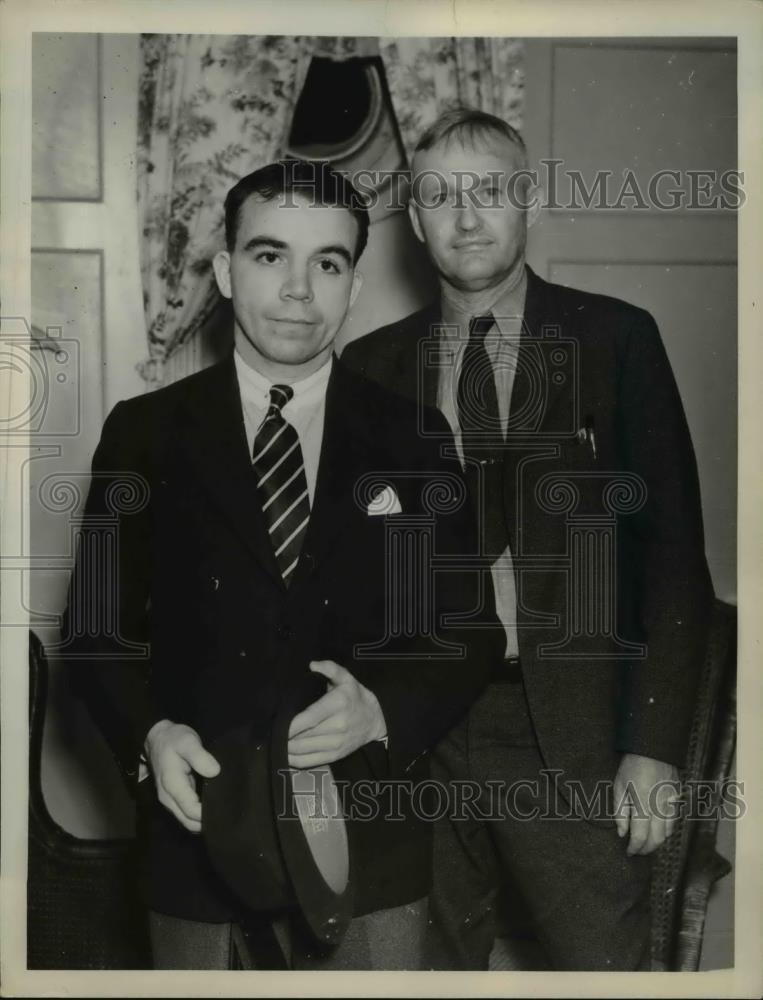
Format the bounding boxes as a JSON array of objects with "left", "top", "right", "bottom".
[
  {"left": 384, "top": 304, "right": 438, "bottom": 422},
  {"left": 508, "top": 266, "right": 577, "bottom": 436},
  {"left": 175, "top": 356, "right": 283, "bottom": 586},
  {"left": 502, "top": 266, "right": 579, "bottom": 553},
  {"left": 417, "top": 304, "right": 441, "bottom": 412},
  {"left": 289, "top": 358, "right": 375, "bottom": 590}
]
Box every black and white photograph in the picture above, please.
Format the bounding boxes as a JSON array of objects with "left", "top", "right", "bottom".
[{"left": 1, "top": 0, "right": 761, "bottom": 995}]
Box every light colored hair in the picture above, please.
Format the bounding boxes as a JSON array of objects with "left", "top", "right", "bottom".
[{"left": 413, "top": 106, "right": 527, "bottom": 169}]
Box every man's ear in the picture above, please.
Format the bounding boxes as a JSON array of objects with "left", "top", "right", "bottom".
[
  {"left": 526, "top": 183, "right": 542, "bottom": 230},
  {"left": 407, "top": 198, "right": 425, "bottom": 244},
  {"left": 349, "top": 268, "right": 363, "bottom": 307},
  {"left": 212, "top": 250, "right": 232, "bottom": 299}
]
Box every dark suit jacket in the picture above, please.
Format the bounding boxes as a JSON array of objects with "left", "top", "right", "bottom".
[
  {"left": 63, "top": 355, "right": 502, "bottom": 921},
  {"left": 341, "top": 267, "right": 714, "bottom": 800}
]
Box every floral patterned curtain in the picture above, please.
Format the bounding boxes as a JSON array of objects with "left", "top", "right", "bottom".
[
  {"left": 136, "top": 34, "right": 313, "bottom": 382},
  {"left": 379, "top": 37, "right": 525, "bottom": 161},
  {"left": 136, "top": 34, "right": 524, "bottom": 382}
]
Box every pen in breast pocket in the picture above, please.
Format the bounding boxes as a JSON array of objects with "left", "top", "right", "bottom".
[{"left": 585, "top": 415, "right": 597, "bottom": 459}]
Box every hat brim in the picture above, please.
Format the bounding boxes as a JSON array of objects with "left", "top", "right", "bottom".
[
  {"left": 269, "top": 707, "right": 354, "bottom": 946},
  {"left": 202, "top": 692, "right": 354, "bottom": 947}
]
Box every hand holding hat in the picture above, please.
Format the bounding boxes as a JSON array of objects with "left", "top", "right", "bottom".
[
  {"left": 144, "top": 719, "right": 220, "bottom": 833},
  {"left": 287, "top": 660, "right": 387, "bottom": 769}
]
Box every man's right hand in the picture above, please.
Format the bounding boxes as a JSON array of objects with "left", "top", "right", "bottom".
[{"left": 144, "top": 720, "right": 221, "bottom": 834}]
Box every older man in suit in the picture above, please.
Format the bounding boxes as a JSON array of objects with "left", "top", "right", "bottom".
[
  {"left": 341, "top": 108, "right": 714, "bottom": 969},
  {"left": 63, "top": 159, "right": 501, "bottom": 970}
]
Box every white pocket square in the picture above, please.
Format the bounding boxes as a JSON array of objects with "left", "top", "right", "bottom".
[{"left": 366, "top": 485, "right": 402, "bottom": 516}]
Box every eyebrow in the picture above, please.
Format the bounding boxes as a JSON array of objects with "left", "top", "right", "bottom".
[
  {"left": 241, "top": 236, "right": 288, "bottom": 253},
  {"left": 241, "top": 236, "right": 353, "bottom": 267}
]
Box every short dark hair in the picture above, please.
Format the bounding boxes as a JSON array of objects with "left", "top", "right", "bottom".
[
  {"left": 414, "top": 106, "right": 527, "bottom": 167},
  {"left": 223, "top": 158, "right": 370, "bottom": 263}
]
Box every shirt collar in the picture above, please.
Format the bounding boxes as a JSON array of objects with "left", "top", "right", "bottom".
[
  {"left": 441, "top": 267, "right": 528, "bottom": 340},
  {"left": 234, "top": 350, "right": 333, "bottom": 410}
]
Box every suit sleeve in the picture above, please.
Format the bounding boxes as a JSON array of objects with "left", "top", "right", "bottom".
[
  {"left": 349, "top": 411, "right": 504, "bottom": 778},
  {"left": 62, "top": 401, "right": 161, "bottom": 793},
  {"left": 614, "top": 310, "right": 714, "bottom": 767}
]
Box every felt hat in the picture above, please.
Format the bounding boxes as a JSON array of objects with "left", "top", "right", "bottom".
[{"left": 202, "top": 677, "right": 354, "bottom": 946}]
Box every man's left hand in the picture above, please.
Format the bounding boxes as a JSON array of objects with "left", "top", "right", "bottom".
[
  {"left": 287, "top": 660, "right": 387, "bottom": 768},
  {"left": 614, "top": 753, "right": 681, "bottom": 856}
]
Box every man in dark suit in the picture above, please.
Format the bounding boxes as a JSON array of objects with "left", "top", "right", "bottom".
[
  {"left": 341, "top": 108, "right": 714, "bottom": 970},
  {"left": 63, "top": 159, "right": 501, "bottom": 970}
]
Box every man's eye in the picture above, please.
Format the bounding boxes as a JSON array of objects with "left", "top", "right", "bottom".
[
  {"left": 256, "top": 251, "right": 282, "bottom": 264},
  {"left": 317, "top": 258, "right": 341, "bottom": 274},
  {"left": 417, "top": 186, "right": 448, "bottom": 207}
]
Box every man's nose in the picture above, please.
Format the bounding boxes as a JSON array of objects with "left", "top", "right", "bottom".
[
  {"left": 281, "top": 266, "right": 313, "bottom": 301},
  {"left": 454, "top": 200, "right": 481, "bottom": 232}
]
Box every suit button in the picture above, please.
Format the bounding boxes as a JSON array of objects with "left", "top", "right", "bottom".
[
  {"left": 210, "top": 576, "right": 220, "bottom": 591},
  {"left": 276, "top": 623, "right": 293, "bottom": 641}
]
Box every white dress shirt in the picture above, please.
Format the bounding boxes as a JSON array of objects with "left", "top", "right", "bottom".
[
  {"left": 234, "top": 351, "right": 332, "bottom": 503},
  {"left": 436, "top": 276, "right": 528, "bottom": 659}
]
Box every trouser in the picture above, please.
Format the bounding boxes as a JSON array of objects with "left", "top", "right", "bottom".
[
  {"left": 424, "top": 681, "right": 653, "bottom": 971},
  {"left": 149, "top": 897, "right": 428, "bottom": 970}
]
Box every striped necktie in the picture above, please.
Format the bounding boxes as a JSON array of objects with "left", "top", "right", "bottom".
[{"left": 252, "top": 384, "right": 310, "bottom": 585}]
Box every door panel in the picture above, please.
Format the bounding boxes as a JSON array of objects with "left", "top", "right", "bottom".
[{"left": 524, "top": 38, "right": 737, "bottom": 603}]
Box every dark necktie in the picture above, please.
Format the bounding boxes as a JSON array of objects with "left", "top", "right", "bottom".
[
  {"left": 252, "top": 384, "right": 310, "bottom": 585},
  {"left": 457, "top": 313, "right": 509, "bottom": 557},
  {"left": 457, "top": 313, "right": 502, "bottom": 451}
]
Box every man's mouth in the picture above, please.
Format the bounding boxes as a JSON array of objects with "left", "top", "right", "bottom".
[
  {"left": 453, "top": 239, "right": 492, "bottom": 250},
  {"left": 269, "top": 317, "right": 316, "bottom": 325}
]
